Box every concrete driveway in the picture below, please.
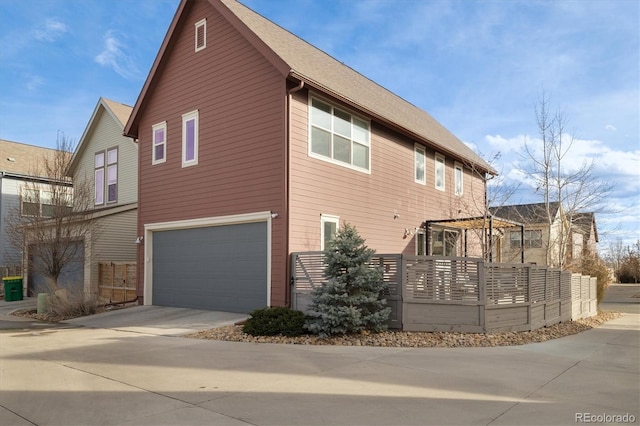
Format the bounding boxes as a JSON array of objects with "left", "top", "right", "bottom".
[{"left": 0, "top": 287, "right": 638, "bottom": 426}]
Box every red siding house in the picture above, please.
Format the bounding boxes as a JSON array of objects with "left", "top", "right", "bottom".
[{"left": 124, "top": 0, "right": 495, "bottom": 313}]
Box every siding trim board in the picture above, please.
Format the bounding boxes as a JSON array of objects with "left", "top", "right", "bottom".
[{"left": 143, "top": 210, "right": 273, "bottom": 307}]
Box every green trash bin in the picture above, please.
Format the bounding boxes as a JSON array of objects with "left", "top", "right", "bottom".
[{"left": 2, "top": 276, "right": 23, "bottom": 302}]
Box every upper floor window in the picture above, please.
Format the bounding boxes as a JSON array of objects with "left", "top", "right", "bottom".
[
  {"left": 435, "top": 153, "right": 445, "bottom": 191},
  {"left": 95, "top": 152, "right": 105, "bottom": 205},
  {"left": 415, "top": 145, "right": 426, "bottom": 184},
  {"left": 309, "top": 97, "right": 370, "bottom": 172},
  {"left": 152, "top": 121, "right": 167, "bottom": 165},
  {"left": 195, "top": 19, "right": 206, "bottom": 52},
  {"left": 454, "top": 162, "right": 463, "bottom": 196},
  {"left": 182, "top": 110, "right": 199, "bottom": 167},
  {"left": 510, "top": 230, "right": 543, "bottom": 248},
  {"left": 22, "top": 186, "right": 71, "bottom": 217},
  {"left": 106, "top": 148, "right": 118, "bottom": 203}
]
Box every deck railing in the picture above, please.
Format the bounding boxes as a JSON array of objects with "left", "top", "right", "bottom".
[{"left": 291, "top": 252, "right": 597, "bottom": 332}]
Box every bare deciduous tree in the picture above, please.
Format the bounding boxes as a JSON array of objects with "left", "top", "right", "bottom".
[
  {"left": 5, "top": 133, "right": 100, "bottom": 295},
  {"left": 520, "top": 91, "right": 612, "bottom": 268}
]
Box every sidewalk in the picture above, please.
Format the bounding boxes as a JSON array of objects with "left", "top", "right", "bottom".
[{"left": 0, "top": 303, "right": 637, "bottom": 425}]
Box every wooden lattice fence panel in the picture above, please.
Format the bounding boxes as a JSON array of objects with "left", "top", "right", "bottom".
[
  {"left": 486, "top": 263, "right": 528, "bottom": 305},
  {"left": 98, "top": 262, "right": 136, "bottom": 302}
]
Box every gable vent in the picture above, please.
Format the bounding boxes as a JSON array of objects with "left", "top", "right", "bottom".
[{"left": 195, "top": 19, "right": 206, "bottom": 52}]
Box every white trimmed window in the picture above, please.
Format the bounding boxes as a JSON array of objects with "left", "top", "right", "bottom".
[
  {"left": 195, "top": 19, "right": 206, "bottom": 52},
  {"left": 182, "top": 110, "right": 199, "bottom": 167},
  {"left": 95, "top": 152, "right": 105, "bottom": 205},
  {"left": 435, "top": 153, "right": 445, "bottom": 191},
  {"left": 106, "top": 147, "right": 118, "bottom": 203},
  {"left": 309, "top": 97, "right": 370, "bottom": 172},
  {"left": 454, "top": 162, "right": 463, "bottom": 196},
  {"left": 510, "top": 230, "right": 542, "bottom": 248},
  {"left": 320, "top": 214, "right": 340, "bottom": 251},
  {"left": 152, "top": 122, "right": 167, "bottom": 165},
  {"left": 21, "top": 186, "right": 71, "bottom": 217},
  {"left": 415, "top": 145, "right": 426, "bottom": 184}
]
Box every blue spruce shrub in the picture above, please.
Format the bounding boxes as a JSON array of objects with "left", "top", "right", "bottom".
[{"left": 305, "top": 223, "right": 391, "bottom": 337}]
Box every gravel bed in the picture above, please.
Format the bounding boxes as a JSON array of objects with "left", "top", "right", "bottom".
[{"left": 186, "top": 311, "right": 622, "bottom": 348}]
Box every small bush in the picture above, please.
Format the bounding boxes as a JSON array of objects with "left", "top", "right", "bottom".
[{"left": 242, "top": 307, "right": 307, "bottom": 337}]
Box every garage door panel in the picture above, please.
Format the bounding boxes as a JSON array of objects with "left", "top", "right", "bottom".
[{"left": 152, "top": 222, "right": 268, "bottom": 313}]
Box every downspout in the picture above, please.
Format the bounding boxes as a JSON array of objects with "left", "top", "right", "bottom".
[{"left": 285, "top": 79, "right": 304, "bottom": 308}]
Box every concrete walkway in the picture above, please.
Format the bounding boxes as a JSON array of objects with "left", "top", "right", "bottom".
[{"left": 0, "top": 287, "right": 638, "bottom": 425}]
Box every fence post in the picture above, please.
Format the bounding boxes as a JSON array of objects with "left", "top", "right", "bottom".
[
  {"left": 527, "top": 265, "right": 533, "bottom": 330},
  {"left": 478, "top": 259, "right": 486, "bottom": 332}
]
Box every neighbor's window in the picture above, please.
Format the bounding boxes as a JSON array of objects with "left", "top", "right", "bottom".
[
  {"left": 320, "top": 214, "right": 340, "bottom": 251},
  {"left": 310, "top": 97, "right": 370, "bottom": 171},
  {"left": 21, "top": 188, "right": 40, "bottom": 216},
  {"left": 435, "top": 153, "right": 445, "bottom": 191},
  {"left": 510, "top": 230, "right": 543, "bottom": 248},
  {"left": 454, "top": 162, "right": 463, "bottom": 196},
  {"left": 106, "top": 147, "right": 118, "bottom": 203},
  {"left": 95, "top": 152, "right": 105, "bottom": 205},
  {"left": 195, "top": 19, "right": 206, "bottom": 52},
  {"left": 182, "top": 110, "right": 199, "bottom": 167},
  {"left": 152, "top": 122, "right": 167, "bottom": 165},
  {"left": 21, "top": 187, "right": 71, "bottom": 217},
  {"left": 415, "top": 145, "right": 426, "bottom": 184}
]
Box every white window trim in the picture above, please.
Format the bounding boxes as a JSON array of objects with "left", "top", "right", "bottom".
[
  {"left": 195, "top": 18, "right": 206, "bottom": 52},
  {"left": 106, "top": 147, "right": 118, "bottom": 204},
  {"left": 454, "top": 162, "right": 463, "bottom": 196},
  {"left": 414, "top": 144, "right": 426, "bottom": 185},
  {"left": 182, "top": 110, "right": 199, "bottom": 167},
  {"left": 308, "top": 95, "right": 372, "bottom": 175},
  {"left": 320, "top": 214, "right": 340, "bottom": 251},
  {"left": 435, "top": 153, "right": 445, "bottom": 192},
  {"left": 94, "top": 152, "right": 105, "bottom": 205},
  {"left": 152, "top": 121, "right": 167, "bottom": 165}
]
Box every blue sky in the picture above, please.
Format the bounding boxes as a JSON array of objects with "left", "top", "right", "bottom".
[{"left": 0, "top": 0, "right": 638, "bottom": 252}]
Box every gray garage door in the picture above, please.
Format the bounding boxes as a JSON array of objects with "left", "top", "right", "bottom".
[{"left": 152, "top": 222, "right": 268, "bottom": 313}]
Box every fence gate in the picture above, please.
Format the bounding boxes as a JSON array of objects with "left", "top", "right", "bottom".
[{"left": 291, "top": 252, "right": 402, "bottom": 329}]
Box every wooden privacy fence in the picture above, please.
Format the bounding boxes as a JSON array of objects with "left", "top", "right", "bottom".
[
  {"left": 98, "top": 262, "right": 136, "bottom": 302},
  {"left": 291, "top": 252, "right": 598, "bottom": 333}
]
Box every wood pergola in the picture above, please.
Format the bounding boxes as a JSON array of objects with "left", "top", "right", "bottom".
[{"left": 424, "top": 215, "right": 525, "bottom": 263}]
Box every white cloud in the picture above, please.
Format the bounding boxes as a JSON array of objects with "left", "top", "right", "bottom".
[
  {"left": 34, "top": 18, "right": 68, "bottom": 41},
  {"left": 25, "top": 74, "right": 44, "bottom": 91},
  {"left": 95, "top": 31, "right": 141, "bottom": 80},
  {"left": 605, "top": 124, "right": 617, "bottom": 131}
]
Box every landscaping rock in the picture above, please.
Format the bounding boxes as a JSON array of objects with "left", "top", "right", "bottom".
[{"left": 187, "top": 311, "right": 621, "bottom": 348}]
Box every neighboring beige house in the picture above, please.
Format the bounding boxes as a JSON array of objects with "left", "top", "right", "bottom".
[
  {"left": 123, "top": 0, "right": 496, "bottom": 313},
  {"left": 490, "top": 202, "right": 597, "bottom": 268},
  {"left": 0, "top": 140, "right": 65, "bottom": 278}
]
